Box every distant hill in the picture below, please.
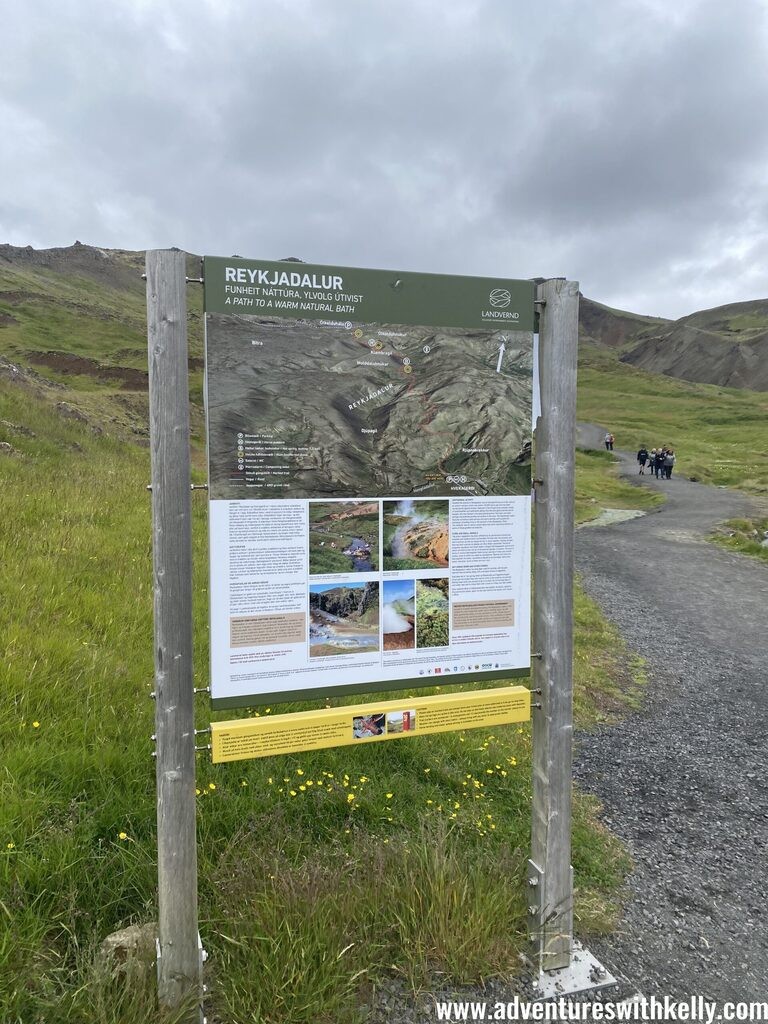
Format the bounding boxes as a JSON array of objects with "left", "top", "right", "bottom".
[
  {"left": 579, "top": 295, "right": 768, "bottom": 391},
  {"left": 2, "top": 243, "right": 767, "bottom": 431},
  {"left": 0, "top": 242, "right": 204, "bottom": 444}
]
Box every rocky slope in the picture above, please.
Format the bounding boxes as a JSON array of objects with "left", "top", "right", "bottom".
[
  {"left": 2, "top": 243, "right": 767, "bottom": 417},
  {"left": 309, "top": 583, "right": 379, "bottom": 621},
  {"left": 580, "top": 295, "right": 768, "bottom": 391}
]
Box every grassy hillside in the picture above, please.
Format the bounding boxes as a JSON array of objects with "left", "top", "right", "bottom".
[
  {"left": 0, "top": 244, "right": 205, "bottom": 450},
  {"left": 0, "top": 377, "right": 637, "bottom": 1022},
  {"left": 580, "top": 291, "right": 768, "bottom": 392},
  {"left": 578, "top": 346, "right": 768, "bottom": 495}
]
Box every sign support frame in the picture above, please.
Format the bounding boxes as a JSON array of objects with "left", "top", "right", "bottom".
[
  {"left": 145, "top": 256, "right": 615, "bottom": 1013},
  {"left": 529, "top": 278, "right": 613, "bottom": 994},
  {"left": 146, "top": 249, "right": 204, "bottom": 1022}
]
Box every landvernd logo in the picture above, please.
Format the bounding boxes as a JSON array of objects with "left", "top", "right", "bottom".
[
  {"left": 488, "top": 288, "right": 511, "bottom": 308},
  {"left": 481, "top": 286, "right": 520, "bottom": 322}
]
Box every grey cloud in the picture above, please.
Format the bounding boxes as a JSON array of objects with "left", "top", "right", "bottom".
[{"left": 1, "top": 0, "right": 767, "bottom": 317}]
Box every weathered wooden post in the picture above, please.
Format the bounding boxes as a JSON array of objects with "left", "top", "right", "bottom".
[
  {"left": 146, "top": 249, "right": 202, "bottom": 1019},
  {"left": 530, "top": 278, "right": 579, "bottom": 971}
]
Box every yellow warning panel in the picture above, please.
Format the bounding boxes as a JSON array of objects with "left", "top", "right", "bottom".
[{"left": 211, "top": 686, "right": 530, "bottom": 763}]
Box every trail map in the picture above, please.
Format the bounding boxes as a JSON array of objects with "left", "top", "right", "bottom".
[{"left": 206, "top": 316, "right": 532, "bottom": 500}]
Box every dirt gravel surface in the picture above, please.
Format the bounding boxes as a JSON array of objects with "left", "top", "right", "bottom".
[
  {"left": 574, "top": 424, "right": 768, "bottom": 1000},
  {"left": 367, "top": 426, "right": 768, "bottom": 1022}
]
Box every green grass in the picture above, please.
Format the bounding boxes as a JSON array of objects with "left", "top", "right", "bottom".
[
  {"left": 573, "top": 583, "right": 645, "bottom": 726},
  {"left": 415, "top": 579, "right": 450, "bottom": 649},
  {"left": 575, "top": 447, "right": 664, "bottom": 524},
  {"left": 710, "top": 517, "right": 768, "bottom": 564},
  {"left": 578, "top": 348, "right": 768, "bottom": 495},
  {"left": 0, "top": 378, "right": 639, "bottom": 1023}
]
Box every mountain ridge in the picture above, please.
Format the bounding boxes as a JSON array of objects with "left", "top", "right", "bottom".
[{"left": 2, "top": 242, "right": 767, "bottom": 400}]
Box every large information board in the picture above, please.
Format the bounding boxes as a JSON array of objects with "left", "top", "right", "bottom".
[{"left": 204, "top": 257, "right": 534, "bottom": 708}]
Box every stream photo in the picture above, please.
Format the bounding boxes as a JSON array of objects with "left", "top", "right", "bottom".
[{"left": 309, "top": 501, "right": 380, "bottom": 575}]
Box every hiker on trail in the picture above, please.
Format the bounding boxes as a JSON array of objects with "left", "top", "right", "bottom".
[
  {"left": 605, "top": 432, "right": 615, "bottom": 451},
  {"left": 664, "top": 449, "right": 676, "bottom": 479},
  {"left": 637, "top": 445, "right": 648, "bottom": 474},
  {"left": 654, "top": 448, "right": 665, "bottom": 478}
]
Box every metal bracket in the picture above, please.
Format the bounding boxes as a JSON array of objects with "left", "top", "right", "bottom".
[
  {"left": 194, "top": 686, "right": 211, "bottom": 695},
  {"left": 526, "top": 860, "right": 543, "bottom": 943},
  {"left": 155, "top": 934, "right": 208, "bottom": 1023},
  {"left": 527, "top": 861, "right": 614, "bottom": 999},
  {"left": 195, "top": 743, "right": 212, "bottom": 753},
  {"left": 533, "top": 940, "right": 616, "bottom": 1000},
  {"left": 186, "top": 277, "right": 204, "bottom": 284},
  {"left": 148, "top": 483, "right": 206, "bottom": 492}
]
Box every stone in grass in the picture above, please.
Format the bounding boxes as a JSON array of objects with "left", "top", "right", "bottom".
[
  {"left": 99, "top": 922, "right": 157, "bottom": 980},
  {"left": 0, "top": 419, "right": 35, "bottom": 437}
]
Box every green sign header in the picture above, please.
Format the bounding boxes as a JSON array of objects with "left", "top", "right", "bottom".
[{"left": 203, "top": 256, "right": 534, "bottom": 331}]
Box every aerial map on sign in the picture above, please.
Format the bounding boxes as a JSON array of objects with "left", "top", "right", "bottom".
[{"left": 205, "top": 314, "right": 532, "bottom": 499}]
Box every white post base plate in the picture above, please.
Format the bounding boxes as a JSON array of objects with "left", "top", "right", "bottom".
[{"left": 533, "top": 941, "right": 617, "bottom": 1000}]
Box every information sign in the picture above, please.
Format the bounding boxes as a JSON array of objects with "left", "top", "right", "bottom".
[
  {"left": 211, "top": 685, "right": 531, "bottom": 763},
  {"left": 204, "top": 257, "right": 534, "bottom": 708}
]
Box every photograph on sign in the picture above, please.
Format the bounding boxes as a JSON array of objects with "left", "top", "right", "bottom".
[{"left": 204, "top": 257, "right": 534, "bottom": 707}]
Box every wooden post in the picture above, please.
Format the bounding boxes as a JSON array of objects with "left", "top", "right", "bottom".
[
  {"left": 146, "top": 249, "right": 201, "bottom": 1017},
  {"left": 530, "top": 278, "right": 580, "bottom": 973}
]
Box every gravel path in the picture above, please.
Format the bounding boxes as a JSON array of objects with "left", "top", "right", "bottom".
[
  {"left": 574, "top": 424, "right": 768, "bottom": 999},
  {"left": 371, "top": 431, "right": 768, "bottom": 1021}
]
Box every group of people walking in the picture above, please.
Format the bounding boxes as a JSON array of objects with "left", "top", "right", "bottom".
[{"left": 637, "top": 445, "right": 676, "bottom": 479}]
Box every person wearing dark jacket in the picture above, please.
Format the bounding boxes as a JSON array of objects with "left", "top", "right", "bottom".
[{"left": 637, "top": 446, "right": 649, "bottom": 474}]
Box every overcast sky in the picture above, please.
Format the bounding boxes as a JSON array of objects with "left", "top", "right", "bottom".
[{"left": 2, "top": 0, "right": 767, "bottom": 319}]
